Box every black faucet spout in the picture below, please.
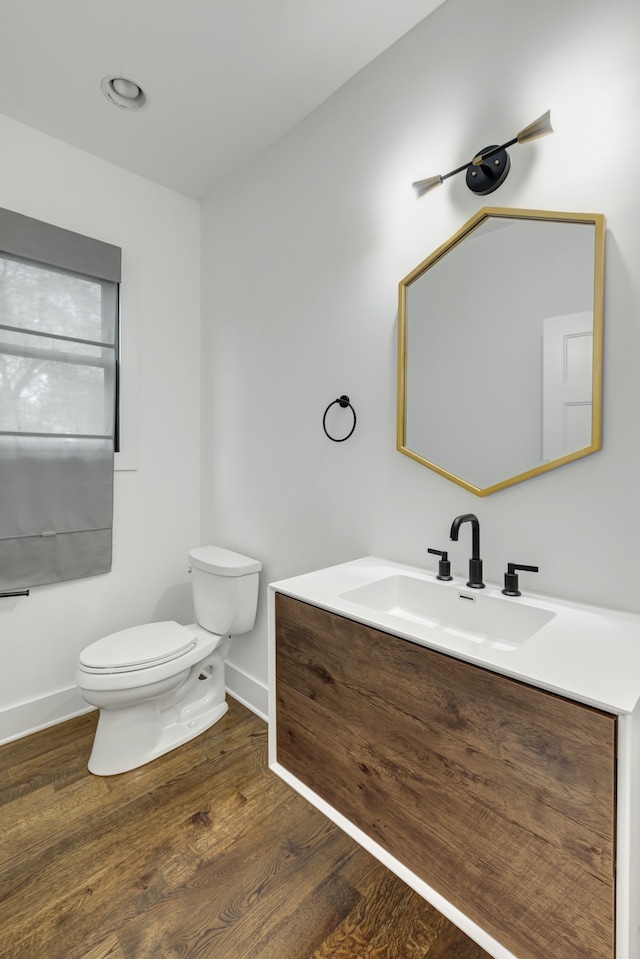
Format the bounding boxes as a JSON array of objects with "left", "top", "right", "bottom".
[
  {"left": 450, "top": 513, "right": 480, "bottom": 559},
  {"left": 450, "top": 513, "right": 485, "bottom": 588}
]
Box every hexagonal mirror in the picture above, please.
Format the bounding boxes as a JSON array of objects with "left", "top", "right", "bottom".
[{"left": 397, "top": 207, "right": 605, "bottom": 495}]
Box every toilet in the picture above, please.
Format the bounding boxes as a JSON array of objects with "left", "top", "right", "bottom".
[{"left": 75, "top": 545, "right": 261, "bottom": 776}]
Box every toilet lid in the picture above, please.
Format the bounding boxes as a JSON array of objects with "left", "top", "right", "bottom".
[
  {"left": 189, "top": 545, "right": 261, "bottom": 576},
  {"left": 79, "top": 621, "right": 197, "bottom": 671}
]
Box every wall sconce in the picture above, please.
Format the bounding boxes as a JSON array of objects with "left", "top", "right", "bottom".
[{"left": 413, "top": 110, "right": 553, "bottom": 197}]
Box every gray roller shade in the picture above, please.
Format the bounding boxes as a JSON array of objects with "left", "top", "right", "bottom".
[{"left": 0, "top": 208, "right": 120, "bottom": 590}]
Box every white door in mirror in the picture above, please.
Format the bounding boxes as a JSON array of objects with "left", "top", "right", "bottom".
[{"left": 543, "top": 311, "right": 593, "bottom": 461}]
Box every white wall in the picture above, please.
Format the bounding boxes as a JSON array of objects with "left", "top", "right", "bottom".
[
  {"left": 201, "top": 0, "right": 640, "bottom": 703},
  {"left": 0, "top": 115, "right": 201, "bottom": 742}
]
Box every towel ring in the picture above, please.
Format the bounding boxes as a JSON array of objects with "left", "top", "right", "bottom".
[{"left": 323, "top": 395, "right": 356, "bottom": 442}]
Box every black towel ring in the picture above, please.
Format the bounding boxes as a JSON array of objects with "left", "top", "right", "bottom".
[{"left": 323, "top": 395, "right": 356, "bottom": 442}]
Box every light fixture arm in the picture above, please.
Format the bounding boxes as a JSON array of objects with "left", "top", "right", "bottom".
[
  {"left": 440, "top": 136, "right": 517, "bottom": 179},
  {"left": 470, "top": 137, "right": 518, "bottom": 166}
]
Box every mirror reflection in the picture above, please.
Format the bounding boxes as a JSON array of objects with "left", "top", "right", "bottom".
[{"left": 397, "top": 208, "right": 605, "bottom": 495}]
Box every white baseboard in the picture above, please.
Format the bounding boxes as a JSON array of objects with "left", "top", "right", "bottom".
[
  {"left": 0, "top": 663, "right": 269, "bottom": 747},
  {"left": 0, "top": 686, "right": 94, "bottom": 746},
  {"left": 225, "top": 662, "right": 268, "bottom": 722}
]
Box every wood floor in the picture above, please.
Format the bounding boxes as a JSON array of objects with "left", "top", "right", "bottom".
[{"left": 0, "top": 698, "right": 492, "bottom": 959}]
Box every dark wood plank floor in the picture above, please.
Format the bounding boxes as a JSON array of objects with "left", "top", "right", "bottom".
[{"left": 0, "top": 698, "right": 492, "bottom": 959}]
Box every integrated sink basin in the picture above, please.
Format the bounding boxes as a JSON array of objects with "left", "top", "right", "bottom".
[
  {"left": 271, "top": 554, "right": 640, "bottom": 720},
  {"left": 340, "top": 574, "right": 556, "bottom": 651}
]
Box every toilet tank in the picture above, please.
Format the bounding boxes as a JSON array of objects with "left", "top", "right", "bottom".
[{"left": 188, "top": 545, "right": 261, "bottom": 635}]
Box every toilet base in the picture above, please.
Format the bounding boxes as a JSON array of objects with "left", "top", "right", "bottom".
[
  {"left": 87, "top": 650, "right": 230, "bottom": 776},
  {"left": 88, "top": 699, "right": 229, "bottom": 776}
]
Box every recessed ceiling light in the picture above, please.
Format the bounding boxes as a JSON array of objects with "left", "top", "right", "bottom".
[{"left": 101, "top": 76, "right": 148, "bottom": 111}]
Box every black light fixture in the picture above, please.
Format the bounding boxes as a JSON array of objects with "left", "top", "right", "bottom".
[{"left": 413, "top": 110, "right": 553, "bottom": 197}]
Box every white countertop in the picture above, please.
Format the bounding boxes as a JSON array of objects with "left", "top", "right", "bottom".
[{"left": 270, "top": 556, "right": 640, "bottom": 715}]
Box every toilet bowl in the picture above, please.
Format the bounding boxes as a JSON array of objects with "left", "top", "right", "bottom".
[{"left": 76, "top": 545, "right": 261, "bottom": 775}]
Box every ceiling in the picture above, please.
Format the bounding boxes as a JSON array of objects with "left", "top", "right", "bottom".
[{"left": 0, "top": 0, "right": 447, "bottom": 200}]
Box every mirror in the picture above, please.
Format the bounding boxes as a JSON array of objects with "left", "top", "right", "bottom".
[{"left": 397, "top": 207, "right": 605, "bottom": 495}]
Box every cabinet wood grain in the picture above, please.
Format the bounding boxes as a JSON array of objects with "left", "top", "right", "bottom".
[{"left": 275, "top": 593, "right": 616, "bottom": 959}]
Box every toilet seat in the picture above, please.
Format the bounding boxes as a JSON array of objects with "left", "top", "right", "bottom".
[{"left": 79, "top": 621, "right": 197, "bottom": 674}]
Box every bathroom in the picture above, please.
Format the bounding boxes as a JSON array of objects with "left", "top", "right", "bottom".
[{"left": 1, "top": 0, "right": 639, "bottom": 772}]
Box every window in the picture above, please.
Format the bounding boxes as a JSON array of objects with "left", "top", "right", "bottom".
[{"left": 0, "top": 208, "right": 121, "bottom": 590}]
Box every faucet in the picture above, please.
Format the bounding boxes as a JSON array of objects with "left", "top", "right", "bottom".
[{"left": 450, "top": 513, "right": 485, "bottom": 589}]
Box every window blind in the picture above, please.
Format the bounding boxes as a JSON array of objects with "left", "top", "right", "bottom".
[{"left": 0, "top": 209, "right": 121, "bottom": 590}]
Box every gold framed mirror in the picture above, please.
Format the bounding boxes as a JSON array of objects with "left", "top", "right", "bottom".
[{"left": 397, "top": 208, "right": 605, "bottom": 496}]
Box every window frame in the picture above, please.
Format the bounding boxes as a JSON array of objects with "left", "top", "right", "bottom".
[
  {"left": 0, "top": 251, "right": 118, "bottom": 441},
  {"left": 0, "top": 206, "right": 135, "bottom": 470}
]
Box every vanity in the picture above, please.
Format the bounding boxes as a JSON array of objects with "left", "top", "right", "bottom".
[{"left": 268, "top": 557, "right": 640, "bottom": 959}]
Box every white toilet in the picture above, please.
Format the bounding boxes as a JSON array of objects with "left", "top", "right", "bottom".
[{"left": 75, "top": 545, "right": 261, "bottom": 776}]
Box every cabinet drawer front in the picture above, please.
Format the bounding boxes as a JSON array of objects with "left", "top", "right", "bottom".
[{"left": 275, "top": 593, "right": 616, "bottom": 959}]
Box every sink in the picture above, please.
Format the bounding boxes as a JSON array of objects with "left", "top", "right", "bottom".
[
  {"left": 271, "top": 554, "right": 640, "bottom": 714},
  {"left": 339, "top": 574, "right": 555, "bottom": 651}
]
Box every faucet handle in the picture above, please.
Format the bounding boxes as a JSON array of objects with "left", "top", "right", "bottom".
[
  {"left": 502, "top": 562, "right": 539, "bottom": 597},
  {"left": 428, "top": 547, "right": 453, "bottom": 581}
]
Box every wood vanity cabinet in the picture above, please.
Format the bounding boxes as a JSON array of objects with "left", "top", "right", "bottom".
[{"left": 274, "top": 593, "right": 616, "bottom": 959}]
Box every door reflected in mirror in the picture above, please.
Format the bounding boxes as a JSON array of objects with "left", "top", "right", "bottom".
[{"left": 397, "top": 208, "right": 605, "bottom": 495}]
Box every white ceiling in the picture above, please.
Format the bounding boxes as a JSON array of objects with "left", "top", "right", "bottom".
[{"left": 0, "top": 0, "right": 447, "bottom": 200}]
